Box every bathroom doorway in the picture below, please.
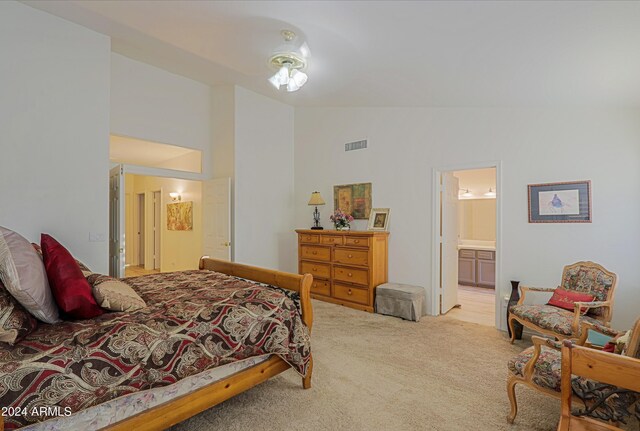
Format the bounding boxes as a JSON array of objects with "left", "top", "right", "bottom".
[{"left": 433, "top": 164, "right": 500, "bottom": 327}]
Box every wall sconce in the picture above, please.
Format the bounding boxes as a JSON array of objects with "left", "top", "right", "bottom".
[{"left": 169, "top": 192, "right": 182, "bottom": 202}]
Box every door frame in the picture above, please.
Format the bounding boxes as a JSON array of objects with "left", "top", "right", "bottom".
[
  {"left": 111, "top": 163, "right": 209, "bottom": 276},
  {"left": 430, "top": 160, "right": 503, "bottom": 329}
]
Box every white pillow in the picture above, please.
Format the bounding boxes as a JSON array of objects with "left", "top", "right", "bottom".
[{"left": 0, "top": 227, "right": 59, "bottom": 323}]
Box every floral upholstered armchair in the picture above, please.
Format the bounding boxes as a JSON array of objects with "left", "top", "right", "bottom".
[
  {"left": 507, "top": 318, "right": 639, "bottom": 425},
  {"left": 508, "top": 261, "right": 617, "bottom": 343}
]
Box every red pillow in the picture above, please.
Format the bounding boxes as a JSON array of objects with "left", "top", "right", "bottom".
[
  {"left": 41, "top": 234, "right": 103, "bottom": 319},
  {"left": 547, "top": 288, "right": 595, "bottom": 314}
]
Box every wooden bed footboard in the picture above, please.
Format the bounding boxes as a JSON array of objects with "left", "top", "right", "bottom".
[{"left": 102, "top": 258, "right": 314, "bottom": 431}]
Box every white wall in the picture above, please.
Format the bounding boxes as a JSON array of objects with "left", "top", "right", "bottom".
[
  {"left": 294, "top": 108, "right": 640, "bottom": 329},
  {"left": 111, "top": 53, "right": 212, "bottom": 177},
  {"left": 234, "top": 87, "right": 295, "bottom": 271},
  {"left": 0, "top": 2, "right": 110, "bottom": 272}
]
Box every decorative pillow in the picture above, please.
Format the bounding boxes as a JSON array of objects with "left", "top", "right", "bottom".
[
  {"left": 41, "top": 234, "right": 104, "bottom": 320},
  {"left": 32, "top": 243, "right": 91, "bottom": 273},
  {"left": 547, "top": 288, "right": 595, "bottom": 314},
  {"left": 0, "top": 227, "right": 59, "bottom": 323},
  {"left": 0, "top": 280, "right": 38, "bottom": 345},
  {"left": 86, "top": 273, "right": 146, "bottom": 312}
]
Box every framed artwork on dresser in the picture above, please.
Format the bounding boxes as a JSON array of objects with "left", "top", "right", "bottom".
[
  {"left": 333, "top": 182, "right": 372, "bottom": 219},
  {"left": 367, "top": 208, "right": 390, "bottom": 231}
]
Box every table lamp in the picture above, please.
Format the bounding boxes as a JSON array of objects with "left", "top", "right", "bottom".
[{"left": 308, "top": 191, "right": 325, "bottom": 230}]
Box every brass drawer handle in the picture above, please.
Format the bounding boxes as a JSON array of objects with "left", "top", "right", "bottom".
[
  {"left": 312, "top": 267, "right": 317, "bottom": 271},
  {"left": 354, "top": 240, "right": 360, "bottom": 244},
  {"left": 348, "top": 254, "right": 353, "bottom": 258},
  {"left": 312, "top": 251, "right": 317, "bottom": 255},
  {"left": 348, "top": 289, "right": 352, "bottom": 295},
  {"left": 312, "top": 283, "right": 317, "bottom": 288},
  {"left": 348, "top": 273, "right": 353, "bottom": 277}
]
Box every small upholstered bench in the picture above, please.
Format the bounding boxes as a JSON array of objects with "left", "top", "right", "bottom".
[{"left": 375, "top": 283, "right": 427, "bottom": 322}]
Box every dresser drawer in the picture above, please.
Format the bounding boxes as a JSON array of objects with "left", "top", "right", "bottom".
[
  {"left": 344, "top": 237, "right": 369, "bottom": 248},
  {"left": 333, "top": 283, "right": 369, "bottom": 305},
  {"left": 300, "top": 245, "right": 331, "bottom": 262},
  {"left": 310, "top": 279, "right": 331, "bottom": 296},
  {"left": 334, "top": 248, "right": 368, "bottom": 266},
  {"left": 300, "top": 233, "right": 320, "bottom": 244},
  {"left": 476, "top": 250, "right": 495, "bottom": 260},
  {"left": 459, "top": 249, "right": 475, "bottom": 258},
  {"left": 321, "top": 235, "right": 344, "bottom": 246},
  {"left": 333, "top": 266, "right": 369, "bottom": 286},
  {"left": 300, "top": 261, "right": 331, "bottom": 279}
]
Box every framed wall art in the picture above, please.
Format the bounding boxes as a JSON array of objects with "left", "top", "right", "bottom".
[
  {"left": 528, "top": 180, "right": 591, "bottom": 223},
  {"left": 367, "top": 208, "right": 390, "bottom": 231},
  {"left": 167, "top": 201, "right": 193, "bottom": 231},
  {"left": 333, "top": 182, "right": 372, "bottom": 219}
]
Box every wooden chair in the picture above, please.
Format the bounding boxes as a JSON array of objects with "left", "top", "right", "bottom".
[
  {"left": 557, "top": 336, "right": 640, "bottom": 431},
  {"left": 509, "top": 261, "right": 617, "bottom": 343},
  {"left": 507, "top": 318, "right": 639, "bottom": 425}
]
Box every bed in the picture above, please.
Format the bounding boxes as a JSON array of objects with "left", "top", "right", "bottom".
[{"left": 0, "top": 257, "right": 314, "bottom": 430}]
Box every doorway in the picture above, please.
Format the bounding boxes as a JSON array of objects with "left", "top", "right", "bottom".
[
  {"left": 115, "top": 170, "right": 234, "bottom": 278},
  {"left": 432, "top": 164, "right": 501, "bottom": 328}
]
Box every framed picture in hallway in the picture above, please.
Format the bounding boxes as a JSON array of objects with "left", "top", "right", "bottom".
[
  {"left": 167, "top": 201, "right": 193, "bottom": 230},
  {"left": 528, "top": 180, "right": 591, "bottom": 223}
]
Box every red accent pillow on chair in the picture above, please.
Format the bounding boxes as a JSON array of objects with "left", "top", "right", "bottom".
[
  {"left": 547, "top": 288, "right": 594, "bottom": 314},
  {"left": 41, "top": 234, "right": 104, "bottom": 319}
]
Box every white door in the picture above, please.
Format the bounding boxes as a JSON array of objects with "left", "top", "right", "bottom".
[
  {"left": 109, "top": 165, "right": 125, "bottom": 277},
  {"left": 153, "top": 191, "right": 161, "bottom": 270},
  {"left": 203, "top": 177, "right": 231, "bottom": 261},
  {"left": 124, "top": 191, "right": 133, "bottom": 266},
  {"left": 440, "top": 172, "right": 460, "bottom": 314}
]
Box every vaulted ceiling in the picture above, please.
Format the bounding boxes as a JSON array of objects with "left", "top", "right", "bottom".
[{"left": 24, "top": 1, "right": 640, "bottom": 107}]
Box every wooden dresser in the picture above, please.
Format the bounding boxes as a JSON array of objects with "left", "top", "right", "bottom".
[{"left": 296, "top": 229, "right": 389, "bottom": 312}]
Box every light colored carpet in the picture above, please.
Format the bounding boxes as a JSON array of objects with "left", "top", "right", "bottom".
[{"left": 171, "top": 300, "right": 559, "bottom": 431}]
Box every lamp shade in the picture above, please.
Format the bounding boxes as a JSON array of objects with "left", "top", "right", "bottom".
[{"left": 308, "top": 191, "right": 325, "bottom": 206}]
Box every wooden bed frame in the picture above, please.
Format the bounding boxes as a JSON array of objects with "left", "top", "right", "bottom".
[
  {"left": 106, "top": 257, "right": 315, "bottom": 430},
  {"left": 0, "top": 258, "right": 313, "bottom": 431}
]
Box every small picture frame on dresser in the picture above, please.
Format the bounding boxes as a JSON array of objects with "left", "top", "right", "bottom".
[{"left": 367, "top": 208, "right": 390, "bottom": 231}]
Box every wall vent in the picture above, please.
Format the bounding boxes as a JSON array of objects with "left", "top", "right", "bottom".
[{"left": 345, "top": 139, "right": 367, "bottom": 152}]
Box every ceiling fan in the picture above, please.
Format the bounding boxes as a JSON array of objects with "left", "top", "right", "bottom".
[{"left": 267, "top": 29, "right": 310, "bottom": 92}]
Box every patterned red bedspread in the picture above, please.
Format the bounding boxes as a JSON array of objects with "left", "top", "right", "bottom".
[{"left": 0, "top": 270, "right": 311, "bottom": 429}]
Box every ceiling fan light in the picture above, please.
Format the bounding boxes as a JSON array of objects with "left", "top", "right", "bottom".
[
  {"left": 277, "top": 65, "right": 290, "bottom": 85},
  {"left": 460, "top": 189, "right": 473, "bottom": 197},
  {"left": 268, "top": 73, "right": 281, "bottom": 89},
  {"left": 268, "top": 30, "right": 310, "bottom": 93},
  {"left": 291, "top": 69, "right": 308, "bottom": 87},
  {"left": 287, "top": 79, "right": 301, "bottom": 92},
  {"left": 484, "top": 188, "right": 496, "bottom": 197}
]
